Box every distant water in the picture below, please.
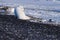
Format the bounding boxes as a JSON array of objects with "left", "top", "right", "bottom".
[
  {"left": 0, "top": 7, "right": 60, "bottom": 22},
  {"left": 25, "top": 9, "right": 60, "bottom": 22}
]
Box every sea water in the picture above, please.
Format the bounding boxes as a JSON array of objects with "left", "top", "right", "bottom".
[
  {"left": 25, "top": 8, "right": 60, "bottom": 22},
  {"left": 1, "top": 0, "right": 60, "bottom": 22}
]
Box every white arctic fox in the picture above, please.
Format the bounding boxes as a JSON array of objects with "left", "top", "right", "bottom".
[
  {"left": 7, "top": 6, "right": 30, "bottom": 20},
  {"left": 15, "top": 6, "right": 30, "bottom": 20}
]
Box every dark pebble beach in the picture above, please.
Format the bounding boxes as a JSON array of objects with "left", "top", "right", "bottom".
[{"left": 0, "top": 15, "right": 60, "bottom": 40}]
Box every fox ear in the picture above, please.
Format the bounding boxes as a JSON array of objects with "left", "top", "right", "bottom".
[{"left": 15, "top": 6, "right": 30, "bottom": 20}]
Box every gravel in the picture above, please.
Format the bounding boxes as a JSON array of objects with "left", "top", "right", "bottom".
[{"left": 0, "top": 15, "right": 60, "bottom": 40}]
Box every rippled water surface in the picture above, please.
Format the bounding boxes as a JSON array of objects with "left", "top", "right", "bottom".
[{"left": 25, "top": 9, "right": 60, "bottom": 22}]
